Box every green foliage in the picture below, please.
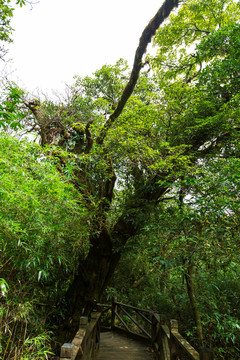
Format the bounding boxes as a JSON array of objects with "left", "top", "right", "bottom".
[
  {"left": 0, "top": 134, "right": 91, "bottom": 358},
  {"left": 0, "top": 0, "right": 26, "bottom": 46},
  {"left": 0, "top": 86, "right": 25, "bottom": 129},
  {"left": 0, "top": 135, "right": 90, "bottom": 282},
  {"left": 0, "top": 278, "right": 8, "bottom": 296},
  {"left": 197, "top": 23, "right": 240, "bottom": 98},
  {"left": 71, "top": 58, "right": 129, "bottom": 118},
  {"left": 111, "top": 153, "right": 240, "bottom": 357},
  {"left": 152, "top": 0, "right": 240, "bottom": 82},
  {"left": 16, "top": 0, "right": 26, "bottom": 7},
  {"left": 1, "top": 0, "right": 240, "bottom": 357},
  {"left": 0, "top": 0, "right": 14, "bottom": 43},
  {"left": 0, "top": 287, "right": 54, "bottom": 359},
  {"left": 104, "top": 2, "right": 240, "bottom": 357}
]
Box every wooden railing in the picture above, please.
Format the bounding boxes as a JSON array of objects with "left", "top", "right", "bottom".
[
  {"left": 151, "top": 314, "right": 214, "bottom": 360},
  {"left": 60, "top": 311, "right": 101, "bottom": 360},
  {"left": 98, "top": 297, "right": 214, "bottom": 360},
  {"left": 60, "top": 298, "right": 214, "bottom": 360},
  {"left": 109, "top": 296, "right": 152, "bottom": 340}
]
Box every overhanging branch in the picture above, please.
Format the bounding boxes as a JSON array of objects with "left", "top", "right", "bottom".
[{"left": 96, "top": 0, "right": 178, "bottom": 145}]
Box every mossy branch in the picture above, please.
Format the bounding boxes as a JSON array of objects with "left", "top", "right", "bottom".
[{"left": 96, "top": 0, "right": 178, "bottom": 145}]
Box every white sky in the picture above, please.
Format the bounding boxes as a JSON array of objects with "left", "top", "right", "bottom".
[{"left": 1, "top": 0, "right": 163, "bottom": 97}]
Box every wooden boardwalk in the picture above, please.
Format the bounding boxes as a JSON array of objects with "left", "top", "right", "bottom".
[
  {"left": 59, "top": 300, "right": 213, "bottom": 360},
  {"left": 96, "top": 331, "right": 155, "bottom": 360}
]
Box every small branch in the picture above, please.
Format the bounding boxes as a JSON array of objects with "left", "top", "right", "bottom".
[
  {"left": 186, "top": 22, "right": 211, "bottom": 34},
  {"left": 25, "top": 1, "right": 40, "bottom": 10},
  {"left": 185, "top": 62, "right": 202, "bottom": 84}
]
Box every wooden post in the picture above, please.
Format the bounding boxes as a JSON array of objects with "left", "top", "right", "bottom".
[
  {"left": 80, "top": 316, "right": 88, "bottom": 327},
  {"left": 111, "top": 296, "right": 117, "bottom": 329},
  {"left": 199, "top": 348, "right": 214, "bottom": 360},
  {"left": 159, "top": 315, "right": 170, "bottom": 360},
  {"left": 151, "top": 312, "right": 159, "bottom": 344},
  {"left": 159, "top": 314, "right": 167, "bottom": 325},
  {"left": 170, "top": 319, "right": 178, "bottom": 332},
  {"left": 90, "top": 312, "right": 98, "bottom": 358},
  {"left": 170, "top": 320, "right": 180, "bottom": 360},
  {"left": 91, "top": 311, "right": 98, "bottom": 320},
  {"left": 60, "top": 343, "right": 74, "bottom": 359}
]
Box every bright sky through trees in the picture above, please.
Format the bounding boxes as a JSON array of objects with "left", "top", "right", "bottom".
[{"left": 1, "top": 0, "right": 163, "bottom": 96}]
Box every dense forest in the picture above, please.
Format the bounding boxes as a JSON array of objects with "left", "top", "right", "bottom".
[{"left": 1, "top": 0, "right": 240, "bottom": 358}]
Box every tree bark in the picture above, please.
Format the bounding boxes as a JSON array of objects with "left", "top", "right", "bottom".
[
  {"left": 66, "top": 228, "right": 120, "bottom": 325},
  {"left": 96, "top": 0, "right": 178, "bottom": 145},
  {"left": 66, "top": 180, "right": 168, "bottom": 329},
  {"left": 185, "top": 262, "right": 204, "bottom": 347}
]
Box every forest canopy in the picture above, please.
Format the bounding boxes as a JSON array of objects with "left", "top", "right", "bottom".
[{"left": 1, "top": 0, "right": 240, "bottom": 359}]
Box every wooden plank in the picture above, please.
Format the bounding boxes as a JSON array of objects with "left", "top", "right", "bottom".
[
  {"left": 95, "top": 303, "right": 111, "bottom": 313},
  {"left": 96, "top": 303, "right": 111, "bottom": 309},
  {"left": 162, "top": 335, "right": 170, "bottom": 360},
  {"left": 96, "top": 331, "right": 154, "bottom": 360},
  {"left": 152, "top": 313, "right": 160, "bottom": 322},
  {"left": 60, "top": 343, "right": 82, "bottom": 360},
  {"left": 72, "top": 329, "right": 86, "bottom": 347},
  {"left": 161, "top": 325, "right": 170, "bottom": 339},
  {"left": 111, "top": 297, "right": 117, "bottom": 329},
  {"left": 171, "top": 331, "right": 200, "bottom": 360},
  {"left": 112, "top": 326, "right": 151, "bottom": 344},
  {"left": 73, "top": 345, "right": 82, "bottom": 359}
]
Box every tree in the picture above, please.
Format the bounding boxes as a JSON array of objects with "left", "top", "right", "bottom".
[
  {"left": 146, "top": 0, "right": 240, "bottom": 348},
  {"left": 3, "top": 3, "right": 240, "bottom": 357},
  {"left": 20, "top": 0, "right": 179, "bottom": 328},
  {"left": 0, "top": 85, "right": 25, "bottom": 129},
  {"left": 19, "top": 0, "right": 240, "bottom": 332},
  {"left": 0, "top": 0, "right": 27, "bottom": 60}
]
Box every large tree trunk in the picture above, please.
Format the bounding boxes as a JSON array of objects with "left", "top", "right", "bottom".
[
  {"left": 66, "top": 180, "right": 168, "bottom": 331},
  {"left": 66, "top": 228, "right": 120, "bottom": 327},
  {"left": 66, "top": 217, "right": 137, "bottom": 327}
]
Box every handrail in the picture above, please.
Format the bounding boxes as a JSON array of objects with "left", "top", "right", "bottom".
[
  {"left": 59, "top": 299, "right": 214, "bottom": 359},
  {"left": 108, "top": 296, "right": 152, "bottom": 341},
  {"left": 118, "top": 303, "right": 151, "bottom": 338},
  {"left": 114, "top": 300, "right": 152, "bottom": 314},
  {"left": 152, "top": 314, "right": 214, "bottom": 360},
  {"left": 60, "top": 312, "right": 101, "bottom": 360}
]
